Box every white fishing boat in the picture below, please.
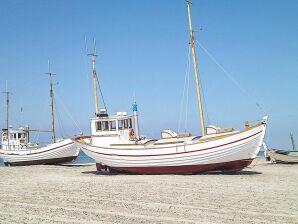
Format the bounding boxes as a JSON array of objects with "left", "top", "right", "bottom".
[
  {"left": 74, "top": 2, "right": 268, "bottom": 174},
  {"left": 0, "top": 64, "right": 80, "bottom": 166}
]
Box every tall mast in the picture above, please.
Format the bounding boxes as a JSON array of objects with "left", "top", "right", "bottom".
[
  {"left": 87, "top": 38, "right": 100, "bottom": 117},
  {"left": 290, "top": 133, "right": 296, "bottom": 151},
  {"left": 3, "top": 81, "right": 10, "bottom": 145},
  {"left": 186, "top": 1, "right": 205, "bottom": 136},
  {"left": 47, "top": 60, "right": 56, "bottom": 144}
]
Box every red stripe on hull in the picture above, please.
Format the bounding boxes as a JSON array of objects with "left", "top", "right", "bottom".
[
  {"left": 4, "top": 156, "right": 77, "bottom": 166},
  {"left": 96, "top": 159, "right": 253, "bottom": 174},
  {"left": 82, "top": 130, "right": 263, "bottom": 157}
]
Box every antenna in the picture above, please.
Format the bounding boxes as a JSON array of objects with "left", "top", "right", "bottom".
[
  {"left": 84, "top": 35, "right": 88, "bottom": 55},
  {"left": 93, "top": 37, "right": 97, "bottom": 55}
]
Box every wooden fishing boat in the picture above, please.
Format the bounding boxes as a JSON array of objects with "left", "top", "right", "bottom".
[
  {"left": 0, "top": 64, "right": 80, "bottom": 166},
  {"left": 74, "top": 2, "right": 268, "bottom": 174},
  {"left": 263, "top": 134, "right": 298, "bottom": 164}
]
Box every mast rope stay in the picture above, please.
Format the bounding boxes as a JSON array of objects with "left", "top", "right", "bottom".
[
  {"left": 199, "top": 67, "right": 210, "bottom": 125},
  {"left": 54, "top": 91, "right": 83, "bottom": 134},
  {"left": 196, "top": 40, "right": 263, "bottom": 111},
  {"left": 32, "top": 100, "right": 49, "bottom": 143},
  {"left": 178, "top": 46, "right": 191, "bottom": 133},
  {"left": 96, "top": 74, "right": 108, "bottom": 113},
  {"left": 53, "top": 94, "right": 67, "bottom": 138}
]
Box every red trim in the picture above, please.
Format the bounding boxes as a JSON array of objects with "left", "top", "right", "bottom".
[
  {"left": 0, "top": 142, "right": 74, "bottom": 156},
  {"left": 96, "top": 159, "right": 253, "bottom": 174},
  {"left": 4, "top": 156, "right": 77, "bottom": 166},
  {"left": 82, "top": 130, "right": 263, "bottom": 157}
]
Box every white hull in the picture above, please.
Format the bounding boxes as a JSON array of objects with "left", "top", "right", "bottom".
[
  {"left": 0, "top": 139, "right": 80, "bottom": 166},
  {"left": 75, "top": 119, "right": 267, "bottom": 174}
]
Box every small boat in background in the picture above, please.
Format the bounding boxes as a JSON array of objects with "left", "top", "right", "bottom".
[
  {"left": 263, "top": 133, "right": 298, "bottom": 164},
  {"left": 0, "top": 63, "right": 80, "bottom": 166}
]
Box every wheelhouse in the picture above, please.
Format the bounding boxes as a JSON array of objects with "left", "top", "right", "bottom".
[
  {"left": 1, "top": 127, "right": 30, "bottom": 150},
  {"left": 91, "top": 112, "right": 133, "bottom": 135}
]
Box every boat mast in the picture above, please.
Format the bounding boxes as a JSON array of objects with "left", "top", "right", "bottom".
[
  {"left": 3, "top": 81, "right": 10, "bottom": 145},
  {"left": 186, "top": 1, "right": 205, "bottom": 136},
  {"left": 47, "top": 60, "right": 56, "bottom": 144},
  {"left": 87, "top": 38, "right": 100, "bottom": 117},
  {"left": 290, "top": 133, "right": 296, "bottom": 151}
]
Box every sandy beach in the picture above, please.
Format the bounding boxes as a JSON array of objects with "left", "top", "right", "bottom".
[{"left": 0, "top": 158, "right": 297, "bottom": 224}]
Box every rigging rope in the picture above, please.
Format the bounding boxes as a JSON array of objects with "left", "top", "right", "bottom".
[
  {"left": 184, "top": 49, "right": 191, "bottom": 133},
  {"left": 53, "top": 95, "right": 67, "bottom": 138},
  {"left": 83, "top": 51, "right": 94, "bottom": 117},
  {"left": 96, "top": 74, "right": 108, "bottom": 112},
  {"left": 196, "top": 40, "right": 263, "bottom": 111},
  {"left": 198, "top": 63, "right": 210, "bottom": 125},
  {"left": 32, "top": 98, "right": 49, "bottom": 143},
  {"left": 54, "top": 92, "right": 83, "bottom": 134},
  {"left": 178, "top": 46, "right": 191, "bottom": 133}
]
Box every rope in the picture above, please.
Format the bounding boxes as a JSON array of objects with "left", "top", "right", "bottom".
[
  {"left": 178, "top": 46, "right": 191, "bottom": 133},
  {"left": 96, "top": 73, "right": 108, "bottom": 112},
  {"left": 32, "top": 98, "right": 49, "bottom": 143},
  {"left": 54, "top": 92, "right": 83, "bottom": 134},
  {"left": 83, "top": 50, "right": 94, "bottom": 117},
  {"left": 184, "top": 57, "right": 190, "bottom": 133},
  {"left": 196, "top": 40, "right": 263, "bottom": 111},
  {"left": 198, "top": 64, "right": 210, "bottom": 125},
  {"left": 53, "top": 94, "right": 67, "bottom": 138}
]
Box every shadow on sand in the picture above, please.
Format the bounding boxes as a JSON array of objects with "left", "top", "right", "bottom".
[{"left": 81, "top": 170, "right": 262, "bottom": 176}]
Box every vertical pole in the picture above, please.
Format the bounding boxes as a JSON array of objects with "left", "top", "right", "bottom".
[
  {"left": 4, "top": 81, "right": 10, "bottom": 145},
  {"left": 48, "top": 60, "right": 55, "bottom": 144},
  {"left": 187, "top": 1, "right": 205, "bottom": 136},
  {"left": 92, "top": 54, "right": 100, "bottom": 116},
  {"left": 132, "top": 101, "right": 139, "bottom": 138},
  {"left": 290, "top": 133, "right": 296, "bottom": 151}
]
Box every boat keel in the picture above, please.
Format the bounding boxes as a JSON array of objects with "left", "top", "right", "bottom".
[
  {"left": 95, "top": 159, "right": 253, "bottom": 174},
  {"left": 4, "top": 156, "right": 77, "bottom": 166}
]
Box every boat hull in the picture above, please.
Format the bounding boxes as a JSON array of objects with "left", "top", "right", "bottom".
[
  {"left": 75, "top": 119, "right": 267, "bottom": 174},
  {"left": 267, "top": 149, "right": 298, "bottom": 164},
  {"left": 96, "top": 159, "right": 253, "bottom": 174},
  {"left": 4, "top": 156, "right": 77, "bottom": 166},
  {"left": 0, "top": 139, "right": 80, "bottom": 166}
]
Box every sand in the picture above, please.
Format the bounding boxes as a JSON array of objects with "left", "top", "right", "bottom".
[{"left": 0, "top": 158, "right": 297, "bottom": 224}]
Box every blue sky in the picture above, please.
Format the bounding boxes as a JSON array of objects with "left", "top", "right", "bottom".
[{"left": 0, "top": 0, "right": 297, "bottom": 149}]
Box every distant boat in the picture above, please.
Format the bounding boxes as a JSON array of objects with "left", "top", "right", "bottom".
[
  {"left": 263, "top": 134, "right": 298, "bottom": 164},
  {"left": 74, "top": 1, "right": 267, "bottom": 174},
  {"left": 0, "top": 63, "right": 80, "bottom": 166}
]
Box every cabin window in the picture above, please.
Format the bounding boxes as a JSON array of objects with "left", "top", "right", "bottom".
[
  {"left": 124, "top": 119, "right": 128, "bottom": 129},
  {"left": 102, "top": 121, "right": 109, "bottom": 131},
  {"left": 18, "top": 133, "right": 25, "bottom": 139},
  {"left": 96, "top": 122, "right": 102, "bottom": 131},
  {"left": 118, "top": 120, "right": 124, "bottom": 130},
  {"left": 128, "top": 118, "right": 132, "bottom": 128},
  {"left": 10, "top": 133, "right": 17, "bottom": 139},
  {"left": 110, "top": 120, "right": 116, "bottom": 131}
]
